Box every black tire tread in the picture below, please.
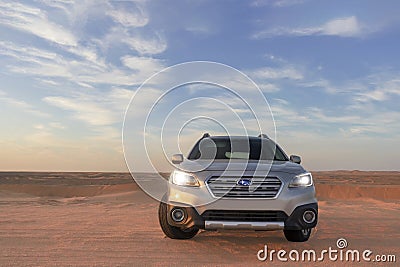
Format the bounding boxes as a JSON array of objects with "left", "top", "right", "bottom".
[
  {"left": 158, "top": 202, "right": 199, "bottom": 239},
  {"left": 283, "top": 229, "right": 311, "bottom": 242}
]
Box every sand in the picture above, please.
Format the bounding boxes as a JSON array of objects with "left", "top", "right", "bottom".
[{"left": 0, "top": 172, "right": 399, "bottom": 266}]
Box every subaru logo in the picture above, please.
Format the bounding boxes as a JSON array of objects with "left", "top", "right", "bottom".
[{"left": 237, "top": 179, "right": 252, "bottom": 186}]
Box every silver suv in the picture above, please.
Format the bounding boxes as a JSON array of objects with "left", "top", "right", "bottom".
[{"left": 159, "top": 133, "right": 318, "bottom": 242}]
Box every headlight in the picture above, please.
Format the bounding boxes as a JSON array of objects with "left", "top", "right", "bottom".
[
  {"left": 170, "top": 170, "right": 200, "bottom": 187},
  {"left": 289, "top": 173, "right": 313, "bottom": 188}
]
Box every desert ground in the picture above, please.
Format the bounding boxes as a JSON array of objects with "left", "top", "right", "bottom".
[{"left": 0, "top": 171, "right": 399, "bottom": 266}]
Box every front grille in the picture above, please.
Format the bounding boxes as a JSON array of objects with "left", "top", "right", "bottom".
[
  {"left": 202, "top": 210, "right": 288, "bottom": 222},
  {"left": 206, "top": 176, "right": 282, "bottom": 198}
]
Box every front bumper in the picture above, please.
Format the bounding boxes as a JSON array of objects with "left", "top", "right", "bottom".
[
  {"left": 165, "top": 170, "right": 318, "bottom": 231},
  {"left": 167, "top": 179, "right": 317, "bottom": 215},
  {"left": 165, "top": 202, "right": 318, "bottom": 231},
  {"left": 205, "top": 221, "right": 285, "bottom": 230}
]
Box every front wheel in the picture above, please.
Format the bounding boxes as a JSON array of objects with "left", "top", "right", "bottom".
[
  {"left": 283, "top": 228, "right": 312, "bottom": 242},
  {"left": 158, "top": 202, "right": 199, "bottom": 239}
]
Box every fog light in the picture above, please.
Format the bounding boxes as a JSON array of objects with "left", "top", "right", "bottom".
[
  {"left": 303, "top": 210, "right": 316, "bottom": 224},
  {"left": 171, "top": 208, "right": 185, "bottom": 222}
]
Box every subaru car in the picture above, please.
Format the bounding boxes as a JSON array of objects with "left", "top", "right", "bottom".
[{"left": 158, "top": 133, "right": 318, "bottom": 242}]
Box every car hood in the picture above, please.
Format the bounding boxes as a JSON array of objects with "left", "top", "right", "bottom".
[{"left": 179, "top": 160, "right": 306, "bottom": 175}]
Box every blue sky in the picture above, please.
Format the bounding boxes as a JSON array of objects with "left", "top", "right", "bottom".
[{"left": 0, "top": 0, "right": 399, "bottom": 171}]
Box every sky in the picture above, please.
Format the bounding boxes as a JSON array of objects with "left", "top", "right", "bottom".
[{"left": 0, "top": 0, "right": 399, "bottom": 172}]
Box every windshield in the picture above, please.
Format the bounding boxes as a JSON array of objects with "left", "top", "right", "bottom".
[{"left": 188, "top": 137, "right": 288, "bottom": 161}]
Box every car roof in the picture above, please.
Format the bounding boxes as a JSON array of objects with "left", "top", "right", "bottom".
[{"left": 206, "top": 136, "right": 269, "bottom": 140}]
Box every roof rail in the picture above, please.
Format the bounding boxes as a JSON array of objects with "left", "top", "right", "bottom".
[{"left": 258, "top": 133, "right": 269, "bottom": 139}]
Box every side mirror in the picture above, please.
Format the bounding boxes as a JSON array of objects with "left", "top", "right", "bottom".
[
  {"left": 290, "top": 155, "right": 301, "bottom": 164},
  {"left": 171, "top": 154, "right": 184, "bottom": 164}
]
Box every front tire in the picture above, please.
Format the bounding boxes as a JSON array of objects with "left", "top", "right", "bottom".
[
  {"left": 158, "top": 202, "right": 199, "bottom": 239},
  {"left": 283, "top": 228, "right": 312, "bottom": 242}
]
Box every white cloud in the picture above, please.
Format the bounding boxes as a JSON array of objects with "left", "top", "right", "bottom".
[
  {"left": 44, "top": 96, "right": 115, "bottom": 126},
  {"left": 66, "top": 45, "right": 102, "bottom": 64},
  {"left": 253, "top": 16, "right": 364, "bottom": 39},
  {"left": 248, "top": 66, "right": 303, "bottom": 80},
  {"left": 36, "top": 78, "right": 60, "bottom": 86},
  {"left": 0, "top": 41, "right": 159, "bottom": 86},
  {"left": 340, "top": 125, "right": 388, "bottom": 136},
  {"left": 185, "top": 25, "right": 214, "bottom": 35},
  {"left": 106, "top": 5, "right": 148, "bottom": 27},
  {"left": 49, "top": 122, "right": 66, "bottom": 129},
  {"left": 39, "top": 0, "right": 75, "bottom": 13},
  {"left": 251, "top": 0, "right": 308, "bottom": 7},
  {"left": 355, "top": 78, "right": 400, "bottom": 103},
  {"left": 323, "top": 16, "right": 361, "bottom": 37},
  {"left": 34, "top": 122, "right": 65, "bottom": 131},
  {"left": 308, "top": 107, "right": 360, "bottom": 123},
  {"left": 121, "top": 56, "right": 165, "bottom": 74},
  {"left": 0, "top": 90, "right": 49, "bottom": 117},
  {"left": 100, "top": 27, "right": 167, "bottom": 55},
  {"left": 300, "top": 79, "right": 342, "bottom": 94},
  {"left": 242, "top": 57, "right": 304, "bottom": 93},
  {"left": 43, "top": 88, "right": 133, "bottom": 126},
  {"left": 263, "top": 53, "right": 288, "bottom": 64},
  {"left": 122, "top": 32, "right": 167, "bottom": 55},
  {"left": 0, "top": 41, "right": 58, "bottom": 61},
  {"left": 243, "top": 59, "right": 400, "bottom": 140},
  {"left": 356, "top": 89, "right": 387, "bottom": 102},
  {"left": 257, "top": 83, "right": 280, "bottom": 93},
  {"left": 271, "top": 101, "right": 311, "bottom": 126},
  {"left": 0, "top": 0, "right": 166, "bottom": 88},
  {"left": 0, "top": 1, "right": 77, "bottom": 46},
  {"left": 0, "top": 42, "right": 76, "bottom": 78},
  {"left": 34, "top": 124, "right": 45, "bottom": 130},
  {"left": 27, "top": 0, "right": 163, "bottom": 58},
  {"left": 270, "top": 96, "right": 400, "bottom": 139}
]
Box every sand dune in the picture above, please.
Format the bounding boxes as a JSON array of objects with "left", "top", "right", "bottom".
[
  {"left": 1, "top": 182, "right": 399, "bottom": 200},
  {"left": 1, "top": 171, "right": 399, "bottom": 199},
  {"left": 312, "top": 171, "right": 400, "bottom": 199},
  {"left": 0, "top": 171, "right": 399, "bottom": 266},
  {"left": 316, "top": 184, "right": 400, "bottom": 199},
  {"left": 0, "top": 183, "right": 138, "bottom": 198}
]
